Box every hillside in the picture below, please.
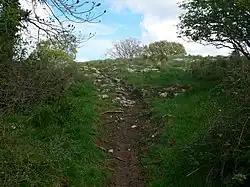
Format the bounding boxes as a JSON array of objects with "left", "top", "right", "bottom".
[
  {"left": 1, "top": 0, "right": 250, "bottom": 186},
  {"left": 1, "top": 55, "right": 249, "bottom": 187},
  {"left": 78, "top": 56, "right": 250, "bottom": 186}
]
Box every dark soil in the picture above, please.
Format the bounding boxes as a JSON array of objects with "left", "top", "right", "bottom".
[{"left": 104, "top": 101, "right": 146, "bottom": 187}]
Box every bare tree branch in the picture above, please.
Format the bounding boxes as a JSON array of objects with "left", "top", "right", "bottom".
[{"left": 106, "top": 38, "right": 142, "bottom": 59}]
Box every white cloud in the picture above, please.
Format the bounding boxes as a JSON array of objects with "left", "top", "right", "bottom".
[
  {"left": 76, "top": 38, "right": 113, "bottom": 61},
  {"left": 108, "top": 0, "right": 231, "bottom": 56}
]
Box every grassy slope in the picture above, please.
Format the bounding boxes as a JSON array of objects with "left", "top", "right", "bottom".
[
  {"left": 84, "top": 57, "right": 247, "bottom": 186},
  {"left": 2, "top": 57, "right": 247, "bottom": 186},
  {"left": 0, "top": 77, "right": 107, "bottom": 186},
  {"left": 142, "top": 82, "right": 223, "bottom": 187},
  {"left": 135, "top": 59, "right": 248, "bottom": 186}
]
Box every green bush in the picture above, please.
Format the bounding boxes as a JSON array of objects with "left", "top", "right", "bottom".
[
  {"left": 0, "top": 40, "right": 77, "bottom": 112},
  {"left": 188, "top": 56, "right": 246, "bottom": 81},
  {"left": 185, "top": 64, "right": 250, "bottom": 186}
]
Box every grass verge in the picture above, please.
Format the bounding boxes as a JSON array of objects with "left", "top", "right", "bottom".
[{"left": 0, "top": 76, "right": 107, "bottom": 187}]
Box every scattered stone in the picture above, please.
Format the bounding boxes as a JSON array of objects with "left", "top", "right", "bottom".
[
  {"left": 173, "top": 58, "right": 184, "bottom": 62},
  {"left": 108, "top": 149, "right": 114, "bottom": 153},
  {"left": 100, "top": 94, "right": 109, "bottom": 99},
  {"left": 101, "top": 88, "right": 110, "bottom": 93},
  {"left": 141, "top": 67, "right": 159, "bottom": 72},
  {"left": 159, "top": 92, "right": 168, "bottom": 97},
  {"left": 127, "top": 68, "right": 135, "bottom": 72},
  {"left": 131, "top": 125, "right": 137, "bottom": 129}
]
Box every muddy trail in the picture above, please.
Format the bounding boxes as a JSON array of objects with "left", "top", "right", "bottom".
[
  {"left": 91, "top": 73, "right": 149, "bottom": 186},
  {"left": 101, "top": 84, "right": 149, "bottom": 187},
  {"left": 80, "top": 63, "right": 191, "bottom": 187},
  {"left": 104, "top": 99, "right": 146, "bottom": 186},
  {"left": 80, "top": 63, "right": 192, "bottom": 186}
]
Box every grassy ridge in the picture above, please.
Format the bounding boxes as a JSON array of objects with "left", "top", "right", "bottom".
[{"left": 0, "top": 77, "right": 106, "bottom": 186}]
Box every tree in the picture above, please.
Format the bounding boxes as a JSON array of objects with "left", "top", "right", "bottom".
[
  {"left": 20, "top": 0, "right": 106, "bottom": 43},
  {"left": 178, "top": 0, "right": 250, "bottom": 60},
  {"left": 0, "top": 0, "right": 106, "bottom": 61},
  {"left": 0, "top": 0, "right": 21, "bottom": 61},
  {"left": 142, "top": 41, "right": 186, "bottom": 61},
  {"left": 106, "top": 38, "right": 143, "bottom": 59},
  {"left": 29, "top": 36, "right": 77, "bottom": 64},
  {"left": 36, "top": 34, "right": 78, "bottom": 59}
]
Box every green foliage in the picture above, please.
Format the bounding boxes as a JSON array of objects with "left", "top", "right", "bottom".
[
  {"left": 0, "top": 0, "right": 21, "bottom": 61},
  {"left": 0, "top": 78, "right": 107, "bottom": 186},
  {"left": 142, "top": 41, "right": 186, "bottom": 61},
  {"left": 178, "top": 0, "right": 250, "bottom": 59},
  {"left": 184, "top": 64, "right": 250, "bottom": 186},
  {"left": 0, "top": 39, "right": 77, "bottom": 112},
  {"left": 0, "top": 1, "right": 107, "bottom": 186},
  {"left": 28, "top": 38, "right": 77, "bottom": 66}
]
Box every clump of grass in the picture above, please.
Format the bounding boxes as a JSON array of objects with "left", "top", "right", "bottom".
[{"left": 0, "top": 76, "right": 107, "bottom": 186}]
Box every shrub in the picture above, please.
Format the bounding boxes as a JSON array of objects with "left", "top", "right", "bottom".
[
  {"left": 0, "top": 40, "right": 77, "bottom": 112},
  {"left": 185, "top": 59, "right": 250, "bottom": 186}
]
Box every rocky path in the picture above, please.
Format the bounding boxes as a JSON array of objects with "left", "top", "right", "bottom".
[
  {"left": 79, "top": 63, "right": 191, "bottom": 187},
  {"left": 99, "top": 79, "right": 146, "bottom": 187},
  {"left": 104, "top": 100, "right": 145, "bottom": 187},
  {"left": 80, "top": 65, "right": 147, "bottom": 186}
]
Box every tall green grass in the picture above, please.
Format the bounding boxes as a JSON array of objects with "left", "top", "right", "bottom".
[
  {"left": 0, "top": 77, "right": 107, "bottom": 186},
  {"left": 140, "top": 58, "right": 250, "bottom": 186}
]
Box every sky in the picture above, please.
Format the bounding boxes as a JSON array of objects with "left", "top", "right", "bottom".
[{"left": 20, "top": 0, "right": 232, "bottom": 62}]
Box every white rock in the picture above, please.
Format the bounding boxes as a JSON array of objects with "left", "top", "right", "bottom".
[
  {"left": 127, "top": 68, "right": 135, "bottom": 72},
  {"left": 108, "top": 149, "right": 114, "bottom": 153},
  {"left": 131, "top": 125, "right": 137, "bottom": 129},
  {"left": 159, "top": 92, "right": 168, "bottom": 97},
  {"left": 173, "top": 58, "right": 184, "bottom": 62},
  {"left": 100, "top": 94, "right": 109, "bottom": 99}
]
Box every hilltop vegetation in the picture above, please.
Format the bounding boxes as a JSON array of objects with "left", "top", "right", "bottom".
[{"left": 1, "top": 0, "right": 250, "bottom": 186}]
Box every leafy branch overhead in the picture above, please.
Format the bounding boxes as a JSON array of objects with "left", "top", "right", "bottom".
[
  {"left": 26, "top": 0, "right": 106, "bottom": 42},
  {"left": 178, "top": 0, "right": 250, "bottom": 59},
  {"left": 1, "top": 0, "right": 106, "bottom": 44}
]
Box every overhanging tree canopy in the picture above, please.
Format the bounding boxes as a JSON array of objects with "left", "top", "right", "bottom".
[
  {"left": 0, "top": 0, "right": 106, "bottom": 45},
  {"left": 22, "top": 0, "right": 106, "bottom": 42},
  {"left": 0, "top": 0, "right": 106, "bottom": 60},
  {"left": 178, "top": 0, "right": 250, "bottom": 59}
]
